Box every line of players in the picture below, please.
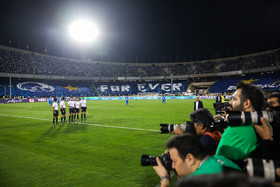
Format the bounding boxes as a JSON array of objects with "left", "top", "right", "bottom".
[{"left": 52, "top": 96, "right": 87, "bottom": 126}]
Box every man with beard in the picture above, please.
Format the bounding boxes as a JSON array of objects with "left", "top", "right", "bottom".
[{"left": 215, "top": 81, "right": 265, "bottom": 161}]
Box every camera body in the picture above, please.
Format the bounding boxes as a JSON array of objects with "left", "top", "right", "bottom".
[
  {"left": 141, "top": 153, "right": 172, "bottom": 171},
  {"left": 160, "top": 121, "right": 195, "bottom": 134},
  {"left": 244, "top": 158, "right": 280, "bottom": 182},
  {"left": 213, "top": 102, "right": 226, "bottom": 114}
]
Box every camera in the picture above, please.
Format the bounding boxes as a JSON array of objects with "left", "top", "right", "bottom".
[
  {"left": 160, "top": 121, "right": 195, "bottom": 134},
  {"left": 244, "top": 158, "right": 280, "bottom": 182},
  {"left": 206, "top": 120, "right": 228, "bottom": 132},
  {"left": 213, "top": 102, "right": 226, "bottom": 114},
  {"left": 141, "top": 153, "right": 173, "bottom": 171}
]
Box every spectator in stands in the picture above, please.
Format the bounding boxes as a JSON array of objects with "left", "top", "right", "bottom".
[
  {"left": 152, "top": 133, "right": 241, "bottom": 187},
  {"left": 194, "top": 96, "right": 203, "bottom": 110},
  {"left": 215, "top": 81, "right": 265, "bottom": 161}
]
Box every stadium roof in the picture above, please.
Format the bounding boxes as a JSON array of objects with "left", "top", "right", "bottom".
[{"left": 1, "top": 0, "right": 280, "bottom": 62}]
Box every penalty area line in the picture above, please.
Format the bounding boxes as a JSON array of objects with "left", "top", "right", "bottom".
[{"left": 0, "top": 114, "right": 158, "bottom": 132}]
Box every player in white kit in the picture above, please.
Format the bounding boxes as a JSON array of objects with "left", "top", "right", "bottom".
[
  {"left": 60, "top": 97, "right": 66, "bottom": 124},
  {"left": 52, "top": 98, "right": 59, "bottom": 126},
  {"left": 74, "top": 98, "right": 81, "bottom": 122},
  {"left": 80, "top": 96, "right": 87, "bottom": 121},
  {"left": 68, "top": 97, "right": 75, "bottom": 123}
]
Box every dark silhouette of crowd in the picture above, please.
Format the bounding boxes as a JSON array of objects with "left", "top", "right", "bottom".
[{"left": 0, "top": 45, "right": 279, "bottom": 77}]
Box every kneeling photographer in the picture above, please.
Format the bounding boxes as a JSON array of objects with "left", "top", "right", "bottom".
[
  {"left": 189, "top": 108, "right": 222, "bottom": 155},
  {"left": 151, "top": 133, "right": 241, "bottom": 187},
  {"left": 164, "top": 108, "right": 222, "bottom": 155}
]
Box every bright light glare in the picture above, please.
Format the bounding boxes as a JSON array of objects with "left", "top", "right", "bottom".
[{"left": 69, "top": 20, "right": 98, "bottom": 43}]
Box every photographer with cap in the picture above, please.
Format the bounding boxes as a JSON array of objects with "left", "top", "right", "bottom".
[
  {"left": 171, "top": 108, "right": 221, "bottom": 155},
  {"left": 153, "top": 133, "right": 241, "bottom": 187}
]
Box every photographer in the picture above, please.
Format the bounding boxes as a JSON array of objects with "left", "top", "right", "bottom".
[
  {"left": 190, "top": 108, "right": 221, "bottom": 155},
  {"left": 153, "top": 133, "right": 241, "bottom": 187},
  {"left": 171, "top": 109, "right": 221, "bottom": 155},
  {"left": 252, "top": 117, "right": 280, "bottom": 160},
  {"left": 215, "top": 81, "right": 265, "bottom": 161},
  {"left": 267, "top": 92, "right": 280, "bottom": 107}
]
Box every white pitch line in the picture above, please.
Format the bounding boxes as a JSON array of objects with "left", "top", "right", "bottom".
[{"left": 0, "top": 114, "right": 158, "bottom": 132}]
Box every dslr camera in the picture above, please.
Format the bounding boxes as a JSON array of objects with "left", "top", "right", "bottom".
[
  {"left": 141, "top": 153, "right": 172, "bottom": 171},
  {"left": 160, "top": 121, "right": 195, "bottom": 134}
]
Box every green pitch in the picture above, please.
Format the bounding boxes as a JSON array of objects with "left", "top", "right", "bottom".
[{"left": 0, "top": 99, "right": 215, "bottom": 187}]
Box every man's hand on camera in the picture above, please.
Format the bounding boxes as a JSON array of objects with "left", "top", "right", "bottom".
[
  {"left": 253, "top": 117, "right": 272, "bottom": 140},
  {"left": 171, "top": 125, "right": 183, "bottom": 135},
  {"left": 153, "top": 157, "right": 168, "bottom": 178},
  {"left": 153, "top": 157, "right": 170, "bottom": 187}
]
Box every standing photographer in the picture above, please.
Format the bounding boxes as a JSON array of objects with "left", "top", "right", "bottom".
[
  {"left": 153, "top": 133, "right": 241, "bottom": 187},
  {"left": 215, "top": 81, "right": 265, "bottom": 161}
]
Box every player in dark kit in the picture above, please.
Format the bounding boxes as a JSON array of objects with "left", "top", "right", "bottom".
[{"left": 52, "top": 98, "right": 59, "bottom": 126}]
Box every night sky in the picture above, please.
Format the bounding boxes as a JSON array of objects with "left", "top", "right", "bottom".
[{"left": 1, "top": 0, "right": 280, "bottom": 62}]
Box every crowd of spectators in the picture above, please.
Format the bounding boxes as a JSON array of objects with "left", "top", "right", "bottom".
[{"left": 0, "top": 46, "right": 279, "bottom": 77}]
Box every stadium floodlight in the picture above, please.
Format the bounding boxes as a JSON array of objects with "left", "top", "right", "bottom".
[{"left": 69, "top": 20, "right": 98, "bottom": 43}]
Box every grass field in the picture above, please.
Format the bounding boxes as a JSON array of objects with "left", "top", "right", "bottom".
[{"left": 0, "top": 99, "right": 216, "bottom": 187}]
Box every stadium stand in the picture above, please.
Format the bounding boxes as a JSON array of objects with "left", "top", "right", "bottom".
[
  {"left": 209, "top": 72, "right": 280, "bottom": 93},
  {"left": 0, "top": 45, "right": 279, "bottom": 97},
  {"left": 0, "top": 45, "right": 279, "bottom": 77}
]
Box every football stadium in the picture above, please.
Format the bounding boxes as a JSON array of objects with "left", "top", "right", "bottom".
[{"left": 1, "top": 1, "right": 280, "bottom": 187}]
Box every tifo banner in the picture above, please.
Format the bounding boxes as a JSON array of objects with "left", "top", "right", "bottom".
[
  {"left": 98, "top": 82, "right": 186, "bottom": 93},
  {"left": 86, "top": 96, "right": 197, "bottom": 100}
]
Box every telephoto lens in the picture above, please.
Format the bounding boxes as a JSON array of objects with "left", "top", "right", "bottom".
[
  {"left": 244, "top": 158, "right": 280, "bottom": 182},
  {"left": 160, "top": 122, "right": 195, "bottom": 134},
  {"left": 226, "top": 111, "right": 274, "bottom": 126}
]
